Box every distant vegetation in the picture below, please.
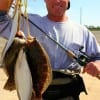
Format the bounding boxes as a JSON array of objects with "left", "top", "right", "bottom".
[{"left": 85, "top": 25, "right": 100, "bottom": 31}]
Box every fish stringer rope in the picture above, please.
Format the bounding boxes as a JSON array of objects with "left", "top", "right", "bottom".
[
  {"left": 16, "top": 0, "right": 23, "bottom": 32},
  {"left": 23, "top": 0, "right": 33, "bottom": 40}
]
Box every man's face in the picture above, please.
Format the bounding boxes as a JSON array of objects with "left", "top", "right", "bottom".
[{"left": 45, "top": 0, "right": 69, "bottom": 17}]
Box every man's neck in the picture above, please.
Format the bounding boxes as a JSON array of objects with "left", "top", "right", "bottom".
[{"left": 47, "top": 15, "right": 68, "bottom": 22}]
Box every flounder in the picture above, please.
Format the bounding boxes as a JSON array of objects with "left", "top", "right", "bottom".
[
  {"left": 1, "top": 31, "right": 52, "bottom": 100},
  {"left": 2, "top": 34, "right": 26, "bottom": 90},
  {"left": 25, "top": 37, "right": 52, "bottom": 99}
]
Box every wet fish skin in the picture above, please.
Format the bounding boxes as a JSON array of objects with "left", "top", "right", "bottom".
[{"left": 25, "top": 37, "right": 52, "bottom": 98}]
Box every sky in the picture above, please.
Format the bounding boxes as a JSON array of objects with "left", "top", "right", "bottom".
[{"left": 24, "top": 0, "right": 100, "bottom": 26}]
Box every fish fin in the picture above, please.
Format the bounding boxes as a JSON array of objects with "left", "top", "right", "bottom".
[{"left": 3, "top": 77, "right": 16, "bottom": 91}]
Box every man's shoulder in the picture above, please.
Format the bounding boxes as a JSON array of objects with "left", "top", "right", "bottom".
[
  {"left": 27, "top": 13, "right": 45, "bottom": 25},
  {"left": 28, "top": 13, "right": 42, "bottom": 21}
]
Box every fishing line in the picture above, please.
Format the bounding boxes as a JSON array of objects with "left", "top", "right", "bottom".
[{"left": 21, "top": 13, "right": 77, "bottom": 60}]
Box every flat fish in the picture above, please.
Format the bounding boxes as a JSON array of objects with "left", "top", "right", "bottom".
[
  {"left": 1, "top": 36, "right": 26, "bottom": 91},
  {"left": 1, "top": 33, "right": 52, "bottom": 100},
  {"left": 25, "top": 37, "right": 52, "bottom": 99}
]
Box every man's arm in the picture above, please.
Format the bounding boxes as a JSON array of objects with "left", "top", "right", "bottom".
[
  {"left": 0, "top": 0, "right": 13, "bottom": 39},
  {"left": 0, "top": 0, "right": 13, "bottom": 12}
]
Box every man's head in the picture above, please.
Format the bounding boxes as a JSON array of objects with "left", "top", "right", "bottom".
[{"left": 44, "top": 0, "right": 70, "bottom": 21}]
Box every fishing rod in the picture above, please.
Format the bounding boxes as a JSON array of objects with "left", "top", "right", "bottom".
[
  {"left": 21, "top": 14, "right": 92, "bottom": 67},
  {"left": 9, "top": 1, "right": 91, "bottom": 66},
  {"left": 10, "top": 2, "right": 100, "bottom": 79}
]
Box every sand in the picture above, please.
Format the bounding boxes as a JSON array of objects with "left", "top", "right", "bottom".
[{"left": 0, "top": 68, "right": 100, "bottom": 100}]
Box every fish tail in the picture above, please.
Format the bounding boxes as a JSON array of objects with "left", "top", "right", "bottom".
[{"left": 3, "top": 77, "right": 16, "bottom": 91}]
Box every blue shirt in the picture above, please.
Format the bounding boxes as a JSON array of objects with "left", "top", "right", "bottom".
[{"left": 0, "top": 13, "right": 100, "bottom": 70}]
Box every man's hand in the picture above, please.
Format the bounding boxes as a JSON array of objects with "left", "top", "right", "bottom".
[
  {"left": 0, "top": 0, "right": 13, "bottom": 12},
  {"left": 83, "top": 61, "right": 100, "bottom": 79}
]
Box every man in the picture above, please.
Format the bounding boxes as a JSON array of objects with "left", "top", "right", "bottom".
[
  {"left": 0, "top": 0, "right": 100, "bottom": 100},
  {"left": 43, "top": 0, "right": 100, "bottom": 77}
]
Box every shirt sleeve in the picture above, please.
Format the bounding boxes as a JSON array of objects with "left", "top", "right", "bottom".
[
  {"left": 0, "top": 13, "right": 12, "bottom": 39},
  {"left": 85, "top": 29, "right": 100, "bottom": 60}
]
